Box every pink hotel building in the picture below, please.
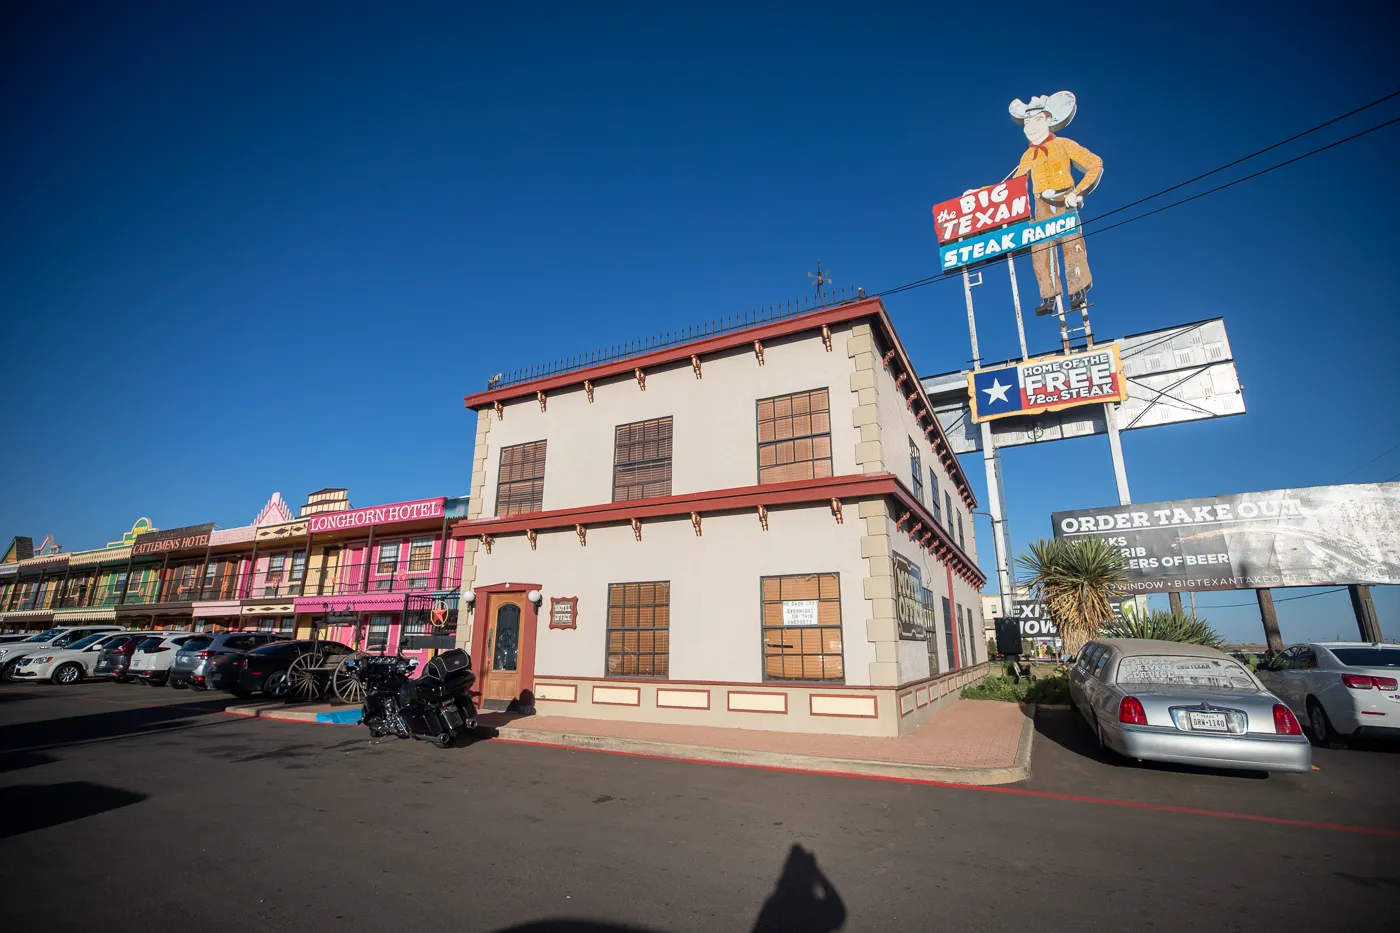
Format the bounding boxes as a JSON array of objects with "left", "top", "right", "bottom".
[{"left": 451, "top": 297, "right": 990, "bottom": 736}]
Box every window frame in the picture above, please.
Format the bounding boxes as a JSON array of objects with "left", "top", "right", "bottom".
[
  {"left": 495, "top": 440, "right": 548, "bottom": 516},
  {"left": 612, "top": 416, "right": 674, "bottom": 503},
  {"left": 760, "top": 572, "right": 845, "bottom": 684},
  {"left": 930, "top": 470, "right": 941, "bottom": 524},
  {"left": 910, "top": 437, "right": 924, "bottom": 503},
  {"left": 376, "top": 541, "right": 401, "bottom": 576},
  {"left": 755, "top": 388, "right": 834, "bottom": 485},
  {"left": 604, "top": 581, "right": 671, "bottom": 680},
  {"left": 406, "top": 537, "right": 434, "bottom": 573}
]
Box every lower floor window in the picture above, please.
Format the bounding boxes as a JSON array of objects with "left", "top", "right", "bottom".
[
  {"left": 606, "top": 582, "right": 669, "bottom": 677},
  {"left": 276, "top": 616, "right": 295, "bottom": 634},
  {"left": 942, "top": 597, "right": 955, "bottom": 670},
  {"left": 760, "top": 573, "right": 844, "bottom": 682},
  {"left": 367, "top": 615, "right": 391, "bottom": 652}
]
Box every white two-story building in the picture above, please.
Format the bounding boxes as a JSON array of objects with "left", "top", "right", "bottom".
[{"left": 452, "top": 296, "right": 987, "bottom": 736}]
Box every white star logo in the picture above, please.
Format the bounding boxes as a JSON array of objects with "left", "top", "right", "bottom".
[{"left": 983, "top": 378, "right": 1012, "bottom": 405}]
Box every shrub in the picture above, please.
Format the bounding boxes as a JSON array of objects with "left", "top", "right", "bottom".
[
  {"left": 1101, "top": 609, "right": 1226, "bottom": 648},
  {"left": 962, "top": 669, "right": 1070, "bottom": 705}
]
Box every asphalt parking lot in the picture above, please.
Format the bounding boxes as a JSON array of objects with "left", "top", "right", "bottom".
[{"left": 1, "top": 683, "right": 1397, "bottom": 933}]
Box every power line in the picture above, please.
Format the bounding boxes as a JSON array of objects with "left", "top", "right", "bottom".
[
  {"left": 873, "top": 103, "right": 1400, "bottom": 303},
  {"left": 1087, "top": 90, "right": 1400, "bottom": 223},
  {"left": 1337, "top": 440, "right": 1400, "bottom": 482},
  {"left": 1190, "top": 587, "right": 1348, "bottom": 610}
]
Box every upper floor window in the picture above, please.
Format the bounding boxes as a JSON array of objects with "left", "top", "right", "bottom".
[
  {"left": 407, "top": 537, "right": 434, "bottom": 573},
  {"left": 910, "top": 438, "right": 924, "bottom": 502},
  {"left": 757, "top": 388, "right": 832, "bottom": 484},
  {"left": 496, "top": 440, "right": 547, "bottom": 516},
  {"left": 613, "top": 417, "right": 673, "bottom": 502},
  {"left": 957, "top": 513, "right": 965, "bottom": 550},
  {"left": 930, "top": 471, "right": 941, "bottom": 523},
  {"left": 944, "top": 492, "right": 954, "bottom": 533},
  {"left": 290, "top": 550, "right": 307, "bottom": 581},
  {"left": 376, "top": 542, "right": 400, "bottom": 575}
]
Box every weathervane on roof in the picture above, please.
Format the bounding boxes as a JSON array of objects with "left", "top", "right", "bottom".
[{"left": 808, "top": 260, "right": 833, "bottom": 299}]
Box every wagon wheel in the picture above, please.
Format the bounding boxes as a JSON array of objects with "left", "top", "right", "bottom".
[
  {"left": 332, "top": 652, "right": 366, "bottom": 705},
  {"left": 284, "top": 651, "right": 325, "bottom": 702}
]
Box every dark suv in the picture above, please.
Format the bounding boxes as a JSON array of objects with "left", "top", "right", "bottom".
[{"left": 193, "top": 632, "right": 290, "bottom": 691}]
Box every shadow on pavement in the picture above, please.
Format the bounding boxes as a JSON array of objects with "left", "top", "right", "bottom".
[
  {"left": 0, "top": 697, "right": 234, "bottom": 755},
  {"left": 1034, "top": 706, "right": 1268, "bottom": 780},
  {"left": 489, "top": 844, "right": 845, "bottom": 933},
  {"left": 0, "top": 782, "right": 146, "bottom": 839},
  {"left": 0, "top": 750, "right": 58, "bottom": 773}
]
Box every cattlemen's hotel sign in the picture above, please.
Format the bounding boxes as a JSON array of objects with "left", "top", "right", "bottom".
[
  {"left": 1053, "top": 482, "right": 1400, "bottom": 593},
  {"left": 131, "top": 523, "right": 214, "bottom": 556}
]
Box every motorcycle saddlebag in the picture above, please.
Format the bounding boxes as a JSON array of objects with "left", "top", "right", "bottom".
[
  {"left": 425, "top": 648, "right": 471, "bottom": 679},
  {"left": 399, "top": 703, "right": 448, "bottom": 737}
]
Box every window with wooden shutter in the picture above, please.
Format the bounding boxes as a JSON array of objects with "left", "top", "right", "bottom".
[
  {"left": 756, "top": 388, "right": 833, "bottom": 484},
  {"left": 613, "top": 417, "right": 673, "bottom": 502},
  {"left": 496, "top": 440, "right": 547, "bottom": 516},
  {"left": 760, "top": 573, "right": 844, "bottom": 682},
  {"left": 605, "top": 582, "right": 670, "bottom": 678}
]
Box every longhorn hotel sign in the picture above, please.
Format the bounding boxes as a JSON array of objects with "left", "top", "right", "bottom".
[
  {"left": 968, "top": 346, "right": 1126, "bottom": 423},
  {"left": 131, "top": 523, "right": 214, "bottom": 556},
  {"left": 1052, "top": 482, "right": 1400, "bottom": 593},
  {"left": 305, "top": 497, "right": 445, "bottom": 534}
]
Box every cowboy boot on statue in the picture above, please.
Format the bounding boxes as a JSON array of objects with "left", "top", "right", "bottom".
[{"left": 1008, "top": 91, "right": 1102, "bottom": 316}]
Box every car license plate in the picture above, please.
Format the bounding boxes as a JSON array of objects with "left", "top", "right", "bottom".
[{"left": 1188, "top": 711, "right": 1229, "bottom": 732}]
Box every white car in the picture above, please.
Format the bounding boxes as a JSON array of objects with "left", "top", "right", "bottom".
[
  {"left": 128, "top": 632, "right": 199, "bottom": 685},
  {"left": 1256, "top": 642, "right": 1400, "bottom": 746},
  {"left": 0, "top": 626, "right": 123, "bottom": 681},
  {"left": 12, "top": 631, "right": 160, "bottom": 685}
]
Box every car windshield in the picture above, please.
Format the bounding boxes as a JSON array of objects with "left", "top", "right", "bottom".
[
  {"left": 67, "top": 633, "right": 109, "bottom": 650},
  {"left": 1330, "top": 647, "right": 1400, "bottom": 668},
  {"left": 24, "top": 628, "right": 63, "bottom": 643},
  {"left": 180, "top": 637, "right": 213, "bottom": 652},
  {"left": 1115, "top": 655, "right": 1257, "bottom": 690}
]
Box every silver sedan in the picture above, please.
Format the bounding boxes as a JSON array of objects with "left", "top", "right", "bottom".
[{"left": 1069, "top": 638, "right": 1312, "bottom": 774}]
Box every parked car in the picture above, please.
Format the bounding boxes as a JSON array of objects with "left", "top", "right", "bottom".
[
  {"left": 1255, "top": 642, "right": 1400, "bottom": 746},
  {"left": 169, "top": 631, "right": 287, "bottom": 690},
  {"left": 0, "top": 634, "right": 33, "bottom": 645},
  {"left": 230, "top": 640, "right": 354, "bottom": 698},
  {"left": 9, "top": 631, "right": 138, "bottom": 684},
  {"left": 0, "top": 626, "right": 123, "bottom": 681},
  {"left": 128, "top": 633, "right": 200, "bottom": 686},
  {"left": 1069, "top": 638, "right": 1311, "bottom": 773},
  {"left": 94, "top": 632, "right": 161, "bottom": 682}
]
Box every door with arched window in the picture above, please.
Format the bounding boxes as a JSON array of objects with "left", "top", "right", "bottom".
[{"left": 478, "top": 593, "right": 526, "bottom": 708}]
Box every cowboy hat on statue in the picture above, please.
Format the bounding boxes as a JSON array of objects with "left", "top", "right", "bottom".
[{"left": 1007, "top": 90, "right": 1102, "bottom": 316}]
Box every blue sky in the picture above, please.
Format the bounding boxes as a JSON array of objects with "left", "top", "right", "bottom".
[{"left": 2, "top": 1, "right": 1396, "bottom": 644}]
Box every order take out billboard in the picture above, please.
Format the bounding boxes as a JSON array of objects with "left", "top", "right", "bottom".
[{"left": 1052, "top": 482, "right": 1400, "bottom": 592}]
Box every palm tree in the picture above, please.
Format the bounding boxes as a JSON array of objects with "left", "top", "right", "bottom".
[{"left": 1017, "top": 538, "right": 1128, "bottom": 657}]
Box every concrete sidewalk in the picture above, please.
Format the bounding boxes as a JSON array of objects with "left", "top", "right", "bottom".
[{"left": 226, "top": 697, "right": 1035, "bottom": 785}]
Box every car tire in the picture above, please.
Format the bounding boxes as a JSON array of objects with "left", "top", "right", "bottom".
[
  {"left": 52, "top": 663, "right": 84, "bottom": 685},
  {"left": 263, "top": 670, "right": 288, "bottom": 697},
  {"left": 1, "top": 659, "right": 20, "bottom": 682},
  {"left": 1306, "top": 698, "right": 1348, "bottom": 749}
]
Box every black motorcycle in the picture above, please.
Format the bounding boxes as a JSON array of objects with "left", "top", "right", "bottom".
[{"left": 348, "top": 648, "right": 478, "bottom": 748}]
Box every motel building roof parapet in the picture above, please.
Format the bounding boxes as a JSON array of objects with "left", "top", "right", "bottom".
[{"left": 461, "top": 295, "right": 978, "bottom": 512}]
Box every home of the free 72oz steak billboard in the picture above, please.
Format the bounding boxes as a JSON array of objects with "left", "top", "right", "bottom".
[{"left": 1052, "top": 482, "right": 1400, "bottom": 593}]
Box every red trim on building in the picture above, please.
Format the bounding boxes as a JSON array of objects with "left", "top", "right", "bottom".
[
  {"left": 456, "top": 473, "right": 986, "bottom": 588},
  {"left": 461, "top": 297, "right": 977, "bottom": 510}
]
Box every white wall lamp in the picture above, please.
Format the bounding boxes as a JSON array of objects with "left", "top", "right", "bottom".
[{"left": 526, "top": 589, "right": 543, "bottom": 608}]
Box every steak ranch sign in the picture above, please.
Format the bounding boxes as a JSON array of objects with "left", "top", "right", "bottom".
[{"left": 1052, "top": 482, "right": 1400, "bottom": 592}]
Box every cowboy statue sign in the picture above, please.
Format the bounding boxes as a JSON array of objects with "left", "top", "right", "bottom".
[{"left": 1007, "top": 90, "right": 1103, "bottom": 316}]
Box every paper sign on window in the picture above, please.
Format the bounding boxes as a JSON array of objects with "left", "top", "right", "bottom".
[{"left": 782, "top": 600, "right": 819, "bottom": 627}]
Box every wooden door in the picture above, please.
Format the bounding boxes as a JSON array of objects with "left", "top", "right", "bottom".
[{"left": 478, "top": 594, "right": 526, "bottom": 707}]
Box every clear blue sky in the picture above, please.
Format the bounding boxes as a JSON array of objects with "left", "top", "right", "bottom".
[{"left": 2, "top": 1, "right": 1396, "bottom": 644}]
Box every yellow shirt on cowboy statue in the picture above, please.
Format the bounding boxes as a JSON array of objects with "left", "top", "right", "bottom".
[{"left": 1012, "top": 134, "right": 1103, "bottom": 201}]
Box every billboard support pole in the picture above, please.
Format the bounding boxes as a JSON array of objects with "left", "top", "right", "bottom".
[
  {"left": 1104, "top": 403, "right": 1132, "bottom": 505},
  {"left": 1007, "top": 257, "right": 1028, "bottom": 361},
  {"left": 1348, "top": 585, "right": 1383, "bottom": 643},
  {"left": 961, "top": 268, "right": 1013, "bottom": 621},
  {"left": 1256, "top": 588, "right": 1284, "bottom": 655}
]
